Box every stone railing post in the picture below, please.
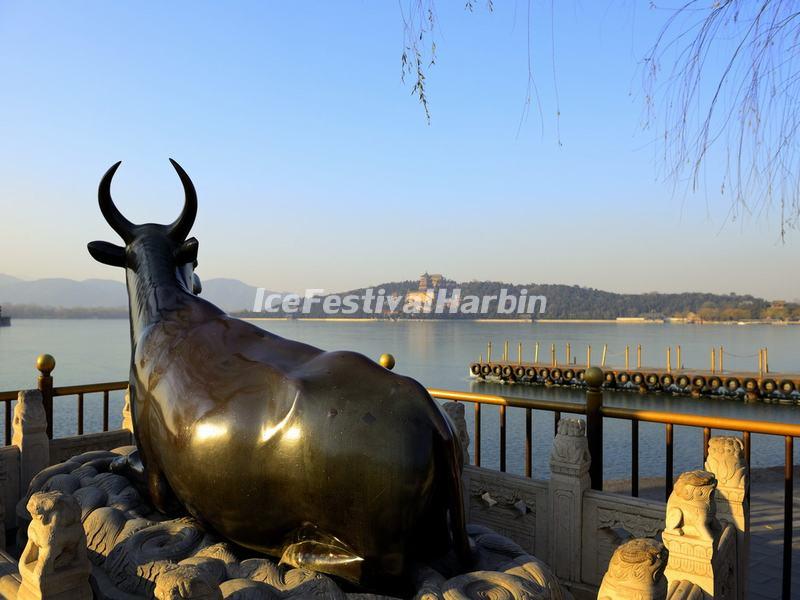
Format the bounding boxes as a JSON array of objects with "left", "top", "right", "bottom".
[
  {"left": 12, "top": 390, "right": 50, "bottom": 497},
  {"left": 598, "top": 538, "right": 667, "bottom": 600},
  {"left": 704, "top": 436, "right": 748, "bottom": 599},
  {"left": 18, "top": 490, "right": 92, "bottom": 600},
  {"left": 548, "top": 417, "right": 590, "bottom": 583},
  {"left": 662, "top": 470, "right": 738, "bottom": 599}
]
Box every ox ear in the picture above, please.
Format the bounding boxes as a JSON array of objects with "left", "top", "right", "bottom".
[
  {"left": 174, "top": 237, "right": 199, "bottom": 265},
  {"left": 88, "top": 241, "right": 126, "bottom": 267}
]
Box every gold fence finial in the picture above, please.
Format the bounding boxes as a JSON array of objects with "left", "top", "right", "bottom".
[
  {"left": 36, "top": 354, "right": 56, "bottom": 376},
  {"left": 584, "top": 366, "right": 604, "bottom": 389},
  {"left": 379, "top": 353, "right": 396, "bottom": 370}
]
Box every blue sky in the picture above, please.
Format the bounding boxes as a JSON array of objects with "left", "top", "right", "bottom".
[{"left": 0, "top": 2, "right": 796, "bottom": 299}]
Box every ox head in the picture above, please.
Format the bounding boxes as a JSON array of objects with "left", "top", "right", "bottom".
[{"left": 88, "top": 159, "right": 202, "bottom": 294}]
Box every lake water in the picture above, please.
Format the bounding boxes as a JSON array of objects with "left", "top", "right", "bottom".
[{"left": 0, "top": 319, "right": 797, "bottom": 481}]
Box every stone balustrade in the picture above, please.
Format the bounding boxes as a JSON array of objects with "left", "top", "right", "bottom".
[
  {"left": 460, "top": 415, "right": 750, "bottom": 599},
  {"left": 0, "top": 394, "right": 751, "bottom": 599}
]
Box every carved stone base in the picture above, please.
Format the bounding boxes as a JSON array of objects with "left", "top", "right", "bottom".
[{"left": 19, "top": 448, "right": 572, "bottom": 600}]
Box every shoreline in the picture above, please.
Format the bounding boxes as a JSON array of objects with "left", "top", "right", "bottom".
[
  {"left": 233, "top": 317, "right": 800, "bottom": 325},
  {"left": 4, "top": 316, "right": 799, "bottom": 325}
]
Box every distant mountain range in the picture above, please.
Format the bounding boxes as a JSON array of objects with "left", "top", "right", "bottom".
[
  {"left": 0, "top": 274, "right": 272, "bottom": 314},
  {"left": 0, "top": 273, "right": 793, "bottom": 321}
]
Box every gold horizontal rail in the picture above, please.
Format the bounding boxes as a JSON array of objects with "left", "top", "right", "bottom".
[
  {"left": 0, "top": 381, "right": 127, "bottom": 403},
  {"left": 428, "top": 387, "right": 799, "bottom": 438},
  {"left": 600, "top": 406, "right": 800, "bottom": 437},
  {"left": 427, "top": 388, "right": 586, "bottom": 414},
  {"left": 52, "top": 381, "right": 127, "bottom": 396}
]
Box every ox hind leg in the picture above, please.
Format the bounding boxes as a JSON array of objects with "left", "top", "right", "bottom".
[
  {"left": 111, "top": 450, "right": 179, "bottom": 514},
  {"left": 436, "top": 426, "right": 473, "bottom": 568},
  {"left": 128, "top": 395, "right": 180, "bottom": 514},
  {"left": 407, "top": 430, "right": 473, "bottom": 578},
  {"left": 147, "top": 464, "right": 180, "bottom": 514},
  {"left": 441, "top": 432, "right": 473, "bottom": 567}
]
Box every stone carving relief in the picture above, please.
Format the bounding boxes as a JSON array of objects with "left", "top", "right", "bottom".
[
  {"left": 580, "top": 491, "right": 667, "bottom": 588},
  {"left": 465, "top": 468, "right": 544, "bottom": 557},
  {"left": 596, "top": 507, "right": 663, "bottom": 539},
  {"left": 153, "top": 563, "right": 222, "bottom": 600}
]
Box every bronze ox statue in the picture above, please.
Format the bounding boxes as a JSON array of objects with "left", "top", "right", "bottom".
[{"left": 87, "top": 160, "right": 471, "bottom": 592}]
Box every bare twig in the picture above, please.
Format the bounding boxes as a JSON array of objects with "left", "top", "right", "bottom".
[
  {"left": 400, "top": 0, "right": 557, "bottom": 137},
  {"left": 644, "top": 0, "right": 800, "bottom": 235}
]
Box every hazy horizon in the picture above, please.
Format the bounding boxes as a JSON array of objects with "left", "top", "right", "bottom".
[
  {"left": 1, "top": 3, "right": 797, "bottom": 299},
  {"left": 0, "top": 271, "right": 795, "bottom": 303}
]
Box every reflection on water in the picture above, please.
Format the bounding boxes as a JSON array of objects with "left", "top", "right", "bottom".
[{"left": 0, "top": 319, "right": 797, "bottom": 477}]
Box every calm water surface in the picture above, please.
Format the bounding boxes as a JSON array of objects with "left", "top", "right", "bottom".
[{"left": 0, "top": 319, "right": 797, "bottom": 480}]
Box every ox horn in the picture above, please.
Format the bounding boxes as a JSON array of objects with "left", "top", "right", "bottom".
[
  {"left": 98, "top": 161, "right": 136, "bottom": 243},
  {"left": 166, "top": 158, "right": 197, "bottom": 241}
]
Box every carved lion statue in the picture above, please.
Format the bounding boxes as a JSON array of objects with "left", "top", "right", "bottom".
[
  {"left": 557, "top": 419, "right": 585, "bottom": 438},
  {"left": 20, "top": 490, "right": 89, "bottom": 577},
  {"left": 664, "top": 470, "right": 717, "bottom": 540},
  {"left": 550, "top": 419, "right": 590, "bottom": 467},
  {"left": 598, "top": 538, "right": 667, "bottom": 600},
  {"left": 705, "top": 437, "right": 747, "bottom": 489}
]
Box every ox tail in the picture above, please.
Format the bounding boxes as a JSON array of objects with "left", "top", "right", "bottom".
[{"left": 437, "top": 421, "right": 473, "bottom": 568}]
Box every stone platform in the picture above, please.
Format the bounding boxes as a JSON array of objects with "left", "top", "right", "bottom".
[{"left": 14, "top": 447, "right": 571, "bottom": 600}]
